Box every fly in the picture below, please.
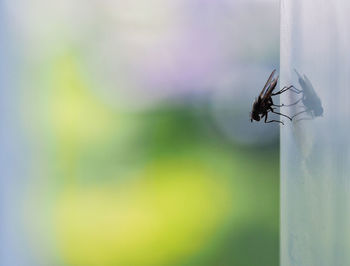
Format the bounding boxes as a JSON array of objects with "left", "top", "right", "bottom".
[{"left": 250, "top": 69, "right": 295, "bottom": 125}]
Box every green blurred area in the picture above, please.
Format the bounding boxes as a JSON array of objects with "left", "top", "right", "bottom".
[
  {"left": 147, "top": 109, "right": 278, "bottom": 265},
  {"left": 22, "top": 52, "right": 279, "bottom": 266},
  {"left": 54, "top": 105, "right": 279, "bottom": 266},
  {"left": 135, "top": 106, "right": 280, "bottom": 266}
]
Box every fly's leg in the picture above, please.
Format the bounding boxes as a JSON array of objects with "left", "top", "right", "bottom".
[
  {"left": 272, "top": 85, "right": 302, "bottom": 96},
  {"left": 270, "top": 97, "right": 285, "bottom": 108},
  {"left": 272, "top": 103, "right": 284, "bottom": 107},
  {"left": 265, "top": 119, "right": 284, "bottom": 125},
  {"left": 280, "top": 85, "right": 301, "bottom": 94},
  {"left": 292, "top": 109, "right": 309, "bottom": 119},
  {"left": 264, "top": 112, "right": 284, "bottom": 125},
  {"left": 271, "top": 110, "right": 292, "bottom": 121},
  {"left": 295, "top": 116, "right": 314, "bottom": 122},
  {"left": 281, "top": 98, "right": 303, "bottom": 107}
]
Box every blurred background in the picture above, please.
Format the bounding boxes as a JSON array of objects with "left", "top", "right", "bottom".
[{"left": 0, "top": 0, "right": 280, "bottom": 265}]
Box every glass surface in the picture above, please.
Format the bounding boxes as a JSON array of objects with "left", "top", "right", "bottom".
[{"left": 281, "top": 0, "right": 350, "bottom": 265}]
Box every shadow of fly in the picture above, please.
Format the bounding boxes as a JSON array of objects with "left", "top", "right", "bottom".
[
  {"left": 250, "top": 69, "right": 295, "bottom": 125},
  {"left": 290, "top": 69, "right": 323, "bottom": 120}
]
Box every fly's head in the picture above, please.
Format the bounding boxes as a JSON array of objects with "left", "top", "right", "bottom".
[{"left": 250, "top": 100, "right": 261, "bottom": 122}]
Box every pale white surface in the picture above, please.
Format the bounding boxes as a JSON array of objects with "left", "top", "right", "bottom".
[{"left": 281, "top": 0, "right": 350, "bottom": 265}]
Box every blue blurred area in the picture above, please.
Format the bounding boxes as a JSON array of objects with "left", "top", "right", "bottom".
[{"left": 1, "top": 0, "right": 280, "bottom": 265}]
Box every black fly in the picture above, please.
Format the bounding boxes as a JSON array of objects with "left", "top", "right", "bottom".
[
  {"left": 250, "top": 69, "right": 295, "bottom": 125},
  {"left": 290, "top": 69, "right": 323, "bottom": 119}
]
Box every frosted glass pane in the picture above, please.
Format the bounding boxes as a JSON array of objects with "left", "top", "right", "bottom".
[{"left": 280, "top": 0, "right": 350, "bottom": 265}]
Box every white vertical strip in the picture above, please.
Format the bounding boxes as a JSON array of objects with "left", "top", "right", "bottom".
[{"left": 281, "top": 0, "right": 350, "bottom": 265}]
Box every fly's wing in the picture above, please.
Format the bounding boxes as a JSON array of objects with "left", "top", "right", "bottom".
[
  {"left": 263, "top": 76, "right": 279, "bottom": 99},
  {"left": 259, "top": 69, "right": 276, "bottom": 98},
  {"left": 294, "top": 69, "right": 306, "bottom": 90},
  {"left": 303, "top": 74, "right": 317, "bottom": 95},
  {"left": 303, "top": 74, "right": 323, "bottom": 115},
  {"left": 294, "top": 69, "right": 302, "bottom": 80},
  {"left": 295, "top": 69, "right": 315, "bottom": 94}
]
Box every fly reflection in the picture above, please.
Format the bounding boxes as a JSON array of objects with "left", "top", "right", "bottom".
[{"left": 289, "top": 69, "right": 323, "bottom": 120}]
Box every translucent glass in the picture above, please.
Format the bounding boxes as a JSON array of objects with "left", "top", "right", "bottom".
[{"left": 281, "top": 0, "right": 350, "bottom": 265}]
